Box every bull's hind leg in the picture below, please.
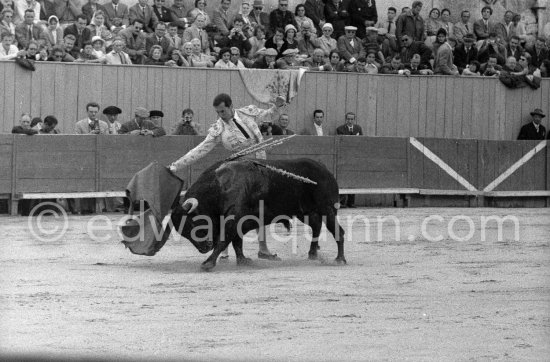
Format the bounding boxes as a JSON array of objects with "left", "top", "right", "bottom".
[
  {"left": 302, "top": 214, "right": 322, "bottom": 260},
  {"left": 232, "top": 237, "right": 253, "bottom": 266},
  {"left": 325, "top": 211, "right": 346, "bottom": 264}
]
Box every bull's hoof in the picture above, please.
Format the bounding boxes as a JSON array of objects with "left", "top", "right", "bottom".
[
  {"left": 258, "top": 252, "right": 281, "bottom": 261},
  {"left": 308, "top": 251, "right": 318, "bottom": 260},
  {"left": 237, "top": 257, "right": 253, "bottom": 266},
  {"left": 201, "top": 260, "right": 216, "bottom": 271},
  {"left": 335, "top": 256, "right": 347, "bottom": 265}
]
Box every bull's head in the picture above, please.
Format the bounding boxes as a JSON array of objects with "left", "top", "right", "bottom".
[{"left": 172, "top": 197, "right": 215, "bottom": 254}]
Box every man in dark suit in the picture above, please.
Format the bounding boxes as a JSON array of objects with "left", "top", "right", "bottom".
[
  {"left": 336, "top": 112, "right": 363, "bottom": 208},
  {"left": 103, "top": 0, "right": 130, "bottom": 27},
  {"left": 63, "top": 14, "right": 92, "bottom": 52},
  {"left": 145, "top": 22, "right": 173, "bottom": 60},
  {"left": 337, "top": 26, "right": 364, "bottom": 68},
  {"left": 14, "top": 9, "right": 47, "bottom": 49},
  {"left": 152, "top": 0, "right": 172, "bottom": 23},
  {"left": 453, "top": 33, "right": 478, "bottom": 73},
  {"left": 518, "top": 108, "right": 547, "bottom": 140},
  {"left": 129, "top": 0, "right": 158, "bottom": 33},
  {"left": 250, "top": 0, "right": 270, "bottom": 32},
  {"left": 526, "top": 37, "right": 549, "bottom": 68},
  {"left": 304, "top": 0, "right": 325, "bottom": 36}
]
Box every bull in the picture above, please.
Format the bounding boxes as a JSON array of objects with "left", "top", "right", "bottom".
[{"left": 123, "top": 158, "right": 346, "bottom": 271}]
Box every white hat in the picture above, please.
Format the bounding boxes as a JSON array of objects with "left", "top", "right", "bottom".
[
  {"left": 322, "top": 23, "right": 333, "bottom": 30},
  {"left": 91, "top": 36, "right": 105, "bottom": 45},
  {"left": 344, "top": 26, "right": 358, "bottom": 31}
]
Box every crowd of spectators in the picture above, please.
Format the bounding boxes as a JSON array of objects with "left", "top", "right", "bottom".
[{"left": 0, "top": 0, "right": 549, "bottom": 77}]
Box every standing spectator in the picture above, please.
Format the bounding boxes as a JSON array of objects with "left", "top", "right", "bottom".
[
  {"left": 0, "top": 31, "right": 23, "bottom": 60},
  {"left": 337, "top": 25, "right": 363, "bottom": 68},
  {"left": 182, "top": 14, "right": 209, "bottom": 55},
  {"left": 269, "top": 0, "right": 297, "bottom": 36},
  {"left": 376, "top": 7, "right": 397, "bottom": 38},
  {"left": 348, "top": 0, "right": 377, "bottom": 40},
  {"left": 0, "top": 8, "right": 16, "bottom": 36},
  {"left": 172, "top": 108, "right": 201, "bottom": 135},
  {"left": 304, "top": 0, "right": 325, "bottom": 36},
  {"left": 317, "top": 22, "right": 336, "bottom": 56},
  {"left": 212, "top": 0, "right": 235, "bottom": 37},
  {"left": 494, "top": 10, "right": 514, "bottom": 46},
  {"left": 14, "top": 9, "right": 45, "bottom": 49},
  {"left": 473, "top": 6, "right": 495, "bottom": 42},
  {"left": 81, "top": 0, "right": 107, "bottom": 25},
  {"left": 395, "top": 1, "right": 424, "bottom": 48},
  {"left": 63, "top": 14, "right": 92, "bottom": 52},
  {"left": 39, "top": 115, "right": 60, "bottom": 134},
  {"left": 129, "top": 0, "right": 158, "bottom": 33},
  {"left": 336, "top": 112, "right": 362, "bottom": 208},
  {"left": 152, "top": 0, "right": 172, "bottom": 24},
  {"left": 453, "top": 33, "right": 478, "bottom": 73},
  {"left": 324, "top": 0, "right": 348, "bottom": 40},
  {"left": 453, "top": 10, "right": 473, "bottom": 44},
  {"left": 103, "top": 0, "right": 129, "bottom": 28},
  {"left": 300, "top": 109, "right": 331, "bottom": 135},
  {"left": 146, "top": 22, "right": 173, "bottom": 59},
  {"left": 119, "top": 107, "right": 166, "bottom": 137},
  {"left": 518, "top": 108, "right": 546, "bottom": 140},
  {"left": 103, "top": 105, "right": 122, "bottom": 134},
  {"left": 250, "top": 0, "right": 269, "bottom": 31},
  {"left": 119, "top": 19, "right": 147, "bottom": 64},
  {"left": 433, "top": 33, "right": 459, "bottom": 75},
  {"left": 12, "top": 113, "right": 37, "bottom": 135},
  {"left": 104, "top": 36, "right": 132, "bottom": 64}
]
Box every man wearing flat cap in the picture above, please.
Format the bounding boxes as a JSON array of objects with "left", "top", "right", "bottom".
[
  {"left": 518, "top": 108, "right": 547, "bottom": 140},
  {"left": 119, "top": 107, "right": 166, "bottom": 137},
  {"left": 337, "top": 26, "right": 365, "bottom": 68},
  {"left": 276, "top": 48, "right": 299, "bottom": 69},
  {"left": 348, "top": 0, "right": 378, "bottom": 39},
  {"left": 103, "top": 105, "right": 122, "bottom": 134},
  {"left": 252, "top": 47, "right": 278, "bottom": 68}
]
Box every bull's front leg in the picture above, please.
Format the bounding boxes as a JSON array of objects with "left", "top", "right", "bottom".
[
  {"left": 232, "top": 236, "right": 253, "bottom": 266},
  {"left": 201, "top": 239, "right": 232, "bottom": 271}
]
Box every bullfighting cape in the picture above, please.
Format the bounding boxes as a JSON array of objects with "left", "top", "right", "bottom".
[{"left": 121, "top": 162, "right": 184, "bottom": 256}]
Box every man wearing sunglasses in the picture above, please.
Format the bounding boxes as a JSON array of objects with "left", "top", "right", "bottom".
[{"left": 269, "top": 0, "right": 297, "bottom": 36}]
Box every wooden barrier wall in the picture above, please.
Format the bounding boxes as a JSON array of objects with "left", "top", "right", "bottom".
[
  {"left": 0, "top": 135, "right": 547, "bottom": 203},
  {"left": 1, "top": 62, "right": 549, "bottom": 140}
]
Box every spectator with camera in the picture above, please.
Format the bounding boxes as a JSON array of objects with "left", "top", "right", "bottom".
[
  {"left": 478, "top": 32, "right": 506, "bottom": 66},
  {"left": 172, "top": 108, "right": 201, "bottom": 135}
]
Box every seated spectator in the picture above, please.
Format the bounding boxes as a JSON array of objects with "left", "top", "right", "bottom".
[
  {"left": 145, "top": 22, "right": 173, "bottom": 60},
  {"left": 180, "top": 41, "right": 195, "bottom": 65},
  {"left": 149, "top": 110, "right": 164, "bottom": 127},
  {"left": 453, "top": 10, "right": 473, "bottom": 45},
  {"left": 376, "top": 7, "right": 398, "bottom": 39},
  {"left": 0, "top": 31, "right": 23, "bottom": 60},
  {"left": 337, "top": 26, "right": 364, "bottom": 69},
  {"left": 518, "top": 108, "right": 546, "bottom": 140},
  {"left": 480, "top": 55, "right": 502, "bottom": 77},
  {"left": 118, "top": 19, "right": 147, "bottom": 64},
  {"left": 478, "top": 32, "right": 506, "bottom": 66},
  {"left": 251, "top": 47, "right": 277, "bottom": 68},
  {"left": 506, "top": 35, "right": 523, "bottom": 61},
  {"left": 439, "top": 8, "right": 453, "bottom": 38},
  {"left": 63, "top": 14, "right": 93, "bottom": 52},
  {"left": 317, "top": 22, "right": 337, "bottom": 57},
  {"left": 248, "top": 24, "right": 266, "bottom": 60},
  {"left": 501, "top": 56, "right": 519, "bottom": 72},
  {"left": 39, "top": 115, "right": 60, "bottom": 134},
  {"left": 88, "top": 10, "right": 113, "bottom": 40},
  {"left": 187, "top": 0, "right": 210, "bottom": 26},
  {"left": 500, "top": 52, "right": 542, "bottom": 90},
  {"left": 405, "top": 53, "right": 433, "bottom": 75},
  {"left": 360, "top": 53, "right": 379, "bottom": 74},
  {"left": 264, "top": 27, "right": 285, "bottom": 58},
  {"left": 324, "top": 0, "right": 347, "bottom": 40},
  {"left": 15, "top": 9, "right": 46, "bottom": 50},
  {"left": 433, "top": 35, "right": 459, "bottom": 75},
  {"left": 541, "top": 59, "right": 550, "bottom": 78},
  {"left": 75, "top": 102, "right": 109, "bottom": 134},
  {"left": 0, "top": 8, "right": 16, "bottom": 36},
  {"left": 399, "top": 34, "right": 432, "bottom": 69},
  {"left": 280, "top": 23, "right": 298, "bottom": 53},
  {"left": 189, "top": 37, "right": 213, "bottom": 67},
  {"left": 119, "top": 107, "right": 166, "bottom": 137},
  {"left": 230, "top": 46, "right": 246, "bottom": 68},
  {"left": 511, "top": 14, "right": 527, "bottom": 46},
  {"left": 526, "top": 37, "right": 549, "bottom": 68},
  {"left": 44, "top": 15, "right": 63, "bottom": 48},
  {"left": 91, "top": 36, "right": 106, "bottom": 59},
  {"left": 104, "top": 36, "right": 132, "bottom": 64},
  {"left": 425, "top": 7, "right": 442, "bottom": 41},
  {"left": 461, "top": 60, "right": 481, "bottom": 76},
  {"left": 82, "top": 0, "right": 108, "bottom": 25},
  {"left": 167, "top": 48, "right": 190, "bottom": 67},
  {"left": 296, "top": 20, "right": 319, "bottom": 57},
  {"left": 304, "top": 47, "right": 331, "bottom": 71},
  {"left": 225, "top": 17, "right": 251, "bottom": 56},
  {"left": 249, "top": 0, "right": 269, "bottom": 30},
  {"left": 172, "top": 108, "right": 201, "bottom": 135},
  {"left": 473, "top": 6, "right": 496, "bottom": 42},
  {"left": 102, "top": 106, "right": 122, "bottom": 134},
  {"left": 152, "top": 0, "right": 172, "bottom": 24},
  {"left": 47, "top": 46, "right": 65, "bottom": 62},
  {"left": 182, "top": 14, "right": 210, "bottom": 55},
  {"left": 103, "top": 0, "right": 130, "bottom": 28},
  {"left": 380, "top": 55, "right": 410, "bottom": 75},
  {"left": 294, "top": 4, "right": 312, "bottom": 33},
  {"left": 166, "top": 22, "right": 182, "bottom": 50},
  {"left": 300, "top": 109, "right": 331, "bottom": 135},
  {"left": 30, "top": 117, "right": 42, "bottom": 131},
  {"left": 454, "top": 33, "right": 478, "bottom": 73},
  {"left": 212, "top": 0, "right": 236, "bottom": 37},
  {"left": 15, "top": 0, "right": 41, "bottom": 24},
  {"left": 129, "top": 0, "right": 158, "bottom": 33},
  {"left": 12, "top": 113, "right": 37, "bottom": 135},
  {"left": 362, "top": 27, "right": 385, "bottom": 65},
  {"left": 214, "top": 47, "right": 236, "bottom": 68},
  {"left": 144, "top": 44, "right": 167, "bottom": 65},
  {"left": 432, "top": 28, "right": 447, "bottom": 56},
  {"left": 327, "top": 49, "right": 346, "bottom": 72},
  {"left": 275, "top": 47, "right": 299, "bottom": 69},
  {"left": 269, "top": 0, "right": 297, "bottom": 36},
  {"left": 60, "top": 34, "right": 78, "bottom": 61},
  {"left": 375, "top": 28, "right": 399, "bottom": 61},
  {"left": 276, "top": 113, "right": 294, "bottom": 135},
  {"left": 75, "top": 41, "right": 103, "bottom": 63}
]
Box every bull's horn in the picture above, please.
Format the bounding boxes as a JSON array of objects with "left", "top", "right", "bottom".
[{"left": 182, "top": 198, "right": 199, "bottom": 214}]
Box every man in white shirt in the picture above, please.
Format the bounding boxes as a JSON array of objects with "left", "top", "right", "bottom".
[{"left": 300, "top": 109, "right": 331, "bottom": 135}]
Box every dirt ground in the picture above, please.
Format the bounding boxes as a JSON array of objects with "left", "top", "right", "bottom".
[{"left": 0, "top": 207, "right": 549, "bottom": 361}]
